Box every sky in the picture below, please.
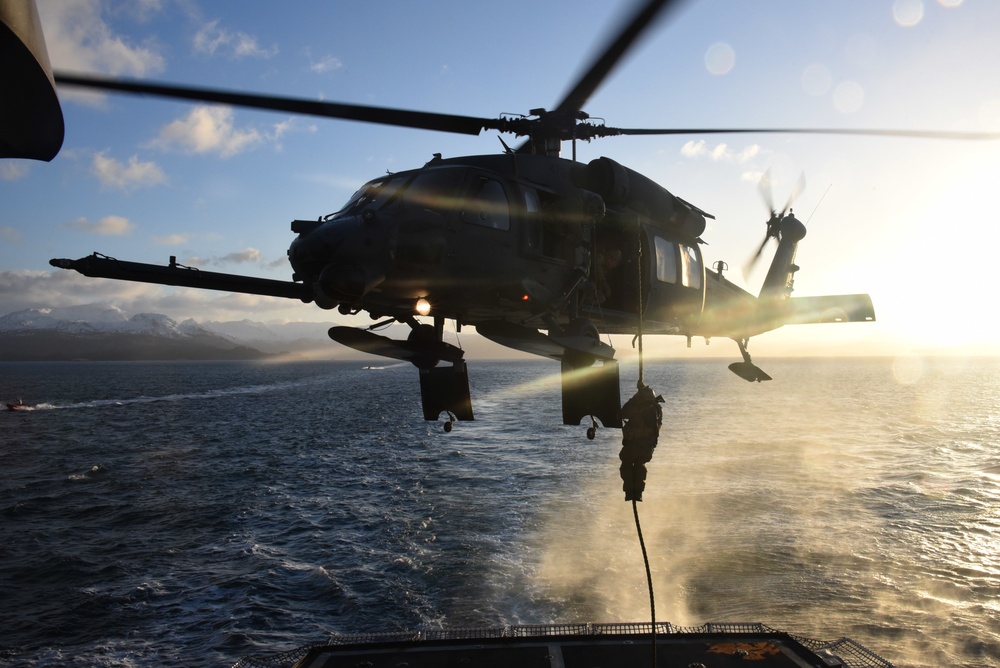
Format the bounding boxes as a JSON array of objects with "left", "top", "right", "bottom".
[{"left": 2, "top": 0, "right": 999, "bottom": 358}]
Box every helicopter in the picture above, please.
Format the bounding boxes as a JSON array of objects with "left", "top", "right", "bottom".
[{"left": 9, "top": 0, "right": 996, "bottom": 433}]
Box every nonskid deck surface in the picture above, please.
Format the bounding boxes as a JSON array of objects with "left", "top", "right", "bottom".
[{"left": 233, "top": 623, "right": 895, "bottom": 668}]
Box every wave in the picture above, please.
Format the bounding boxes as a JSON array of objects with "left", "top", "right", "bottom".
[{"left": 8, "top": 373, "right": 345, "bottom": 412}]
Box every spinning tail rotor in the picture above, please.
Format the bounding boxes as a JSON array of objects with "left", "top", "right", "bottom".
[{"left": 743, "top": 170, "right": 805, "bottom": 280}]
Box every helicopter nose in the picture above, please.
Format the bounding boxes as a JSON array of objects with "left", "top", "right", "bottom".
[
  {"left": 317, "top": 261, "right": 385, "bottom": 302},
  {"left": 287, "top": 221, "right": 347, "bottom": 276}
]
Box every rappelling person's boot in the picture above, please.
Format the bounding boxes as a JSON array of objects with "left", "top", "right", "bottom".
[{"left": 621, "top": 462, "right": 648, "bottom": 502}]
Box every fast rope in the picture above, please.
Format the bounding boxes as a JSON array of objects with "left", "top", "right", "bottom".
[
  {"left": 624, "top": 225, "right": 657, "bottom": 666},
  {"left": 633, "top": 496, "right": 656, "bottom": 667}
]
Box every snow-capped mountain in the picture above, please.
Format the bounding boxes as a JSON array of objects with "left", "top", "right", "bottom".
[
  {"left": 0, "top": 304, "right": 128, "bottom": 332},
  {"left": 0, "top": 305, "right": 216, "bottom": 337},
  {"left": 0, "top": 305, "right": 270, "bottom": 361}
]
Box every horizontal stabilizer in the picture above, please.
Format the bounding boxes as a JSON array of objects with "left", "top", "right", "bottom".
[
  {"left": 729, "top": 361, "right": 772, "bottom": 383},
  {"left": 786, "top": 294, "right": 875, "bottom": 325}
]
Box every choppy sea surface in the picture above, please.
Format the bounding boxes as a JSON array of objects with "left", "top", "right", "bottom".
[{"left": 2, "top": 356, "right": 999, "bottom": 667}]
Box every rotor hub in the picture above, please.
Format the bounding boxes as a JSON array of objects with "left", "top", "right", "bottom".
[{"left": 779, "top": 214, "right": 806, "bottom": 242}]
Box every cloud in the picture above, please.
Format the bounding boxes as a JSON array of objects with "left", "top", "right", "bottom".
[
  {"left": 37, "top": 0, "right": 165, "bottom": 76},
  {"left": 92, "top": 152, "right": 167, "bottom": 190},
  {"left": 265, "top": 256, "right": 290, "bottom": 270},
  {"left": 740, "top": 169, "right": 767, "bottom": 184},
  {"left": 180, "top": 247, "right": 275, "bottom": 268},
  {"left": 147, "top": 108, "right": 308, "bottom": 157},
  {"left": 309, "top": 54, "right": 343, "bottom": 74},
  {"left": 153, "top": 234, "right": 190, "bottom": 246},
  {"left": 680, "top": 140, "right": 761, "bottom": 163},
  {"left": 109, "top": 0, "right": 164, "bottom": 23},
  {"left": 268, "top": 117, "right": 316, "bottom": 151},
  {"left": 65, "top": 215, "right": 136, "bottom": 236},
  {"left": 680, "top": 140, "right": 705, "bottom": 158},
  {"left": 0, "top": 268, "right": 153, "bottom": 316},
  {"left": 216, "top": 248, "right": 262, "bottom": 265},
  {"left": 1, "top": 227, "right": 22, "bottom": 243},
  {"left": 193, "top": 19, "right": 277, "bottom": 59},
  {"left": 148, "top": 106, "right": 263, "bottom": 157},
  {"left": 1, "top": 162, "right": 30, "bottom": 181},
  {"left": 273, "top": 119, "right": 294, "bottom": 139},
  {"left": 0, "top": 270, "right": 319, "bottom": 323}
]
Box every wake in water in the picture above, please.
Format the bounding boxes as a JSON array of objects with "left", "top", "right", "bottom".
[{"left": 4, "top": 373, "right": 343, "bottom": 412}]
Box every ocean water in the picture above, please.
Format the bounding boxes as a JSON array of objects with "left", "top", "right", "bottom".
[{"left": 1, "top": 356, "right": 998, "bottom": 667}]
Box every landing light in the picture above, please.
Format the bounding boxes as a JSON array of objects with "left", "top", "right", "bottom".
[{"left": 415, "top": 298, "right": 431, "bottom": 316}]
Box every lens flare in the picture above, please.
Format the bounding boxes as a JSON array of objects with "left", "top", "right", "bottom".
[
  {"left": 801, "top": 63, "right": 832, "bottom": 96},
  {"left": 893, "top": 0, "right": 924, "bottom": 27},
  {"left": 704, "top": 42, "right": 735, "bottom": 76},
  {"left": 833, "top": 80, "right": 865, "bottom": 114}
]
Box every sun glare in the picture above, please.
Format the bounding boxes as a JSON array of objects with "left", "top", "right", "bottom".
[{"left": 857, "top": 147, "right": 1000, "bottom": 353}]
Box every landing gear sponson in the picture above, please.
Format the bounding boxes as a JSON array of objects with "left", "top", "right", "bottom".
[
  {"left": 330, "top": 317, "right": 622, "bottom": 432},
  {"left": 475, "top": 319, "right": 621, "bottom": 430},
  {"left": 329, "top": 317, "right": 474, "bottom": 424}
]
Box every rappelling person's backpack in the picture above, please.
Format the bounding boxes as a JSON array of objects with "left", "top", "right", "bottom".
[{"left": 620, "top": 385, "right": 663, "bottom": 447}]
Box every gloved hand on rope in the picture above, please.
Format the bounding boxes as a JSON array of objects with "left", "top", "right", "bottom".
[{"left": 618, "top": 384, "right": 664, "bottom": 502}]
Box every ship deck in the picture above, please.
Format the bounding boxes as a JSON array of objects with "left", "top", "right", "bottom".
[{"left": 233, "top": 623, "right": 895, "bottom": 668}]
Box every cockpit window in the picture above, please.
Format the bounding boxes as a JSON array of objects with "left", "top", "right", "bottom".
[
  {"left": 462, "top": 177, "right": 510, "bottom": 230},
  {"left": 656, "top": 237, "right": 702, "bottom": 289},
  {"left": 654, "top": 236, "right": 677, "bottom": 284},
  {"left": 522, "top": 187, "right": 542, "bottom": 252},
  {"left": 401, "top": 169, "right": 462, "bottom": 213},
  {"left": 523, "top": 188, "right": 541, "bottom": 214},
  {"left": 334, "top": 184, "right": 376, "bottom": 216},
  {"left": 679, "top": 243, "right": 702, "bottom": 289},
  {"left": 334, "top": 175, "right": 408, "bottom": 217}
]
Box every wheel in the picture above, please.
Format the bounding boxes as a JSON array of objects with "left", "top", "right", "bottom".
[
  {"left": 565, "top": 317, "right": 599, "bottom": 340},
  {"left": 587, "top": 427, "right": 596, "bottom": 440},
  {"left": 444, "top": 421, "right": 453, "bottom": 433}
]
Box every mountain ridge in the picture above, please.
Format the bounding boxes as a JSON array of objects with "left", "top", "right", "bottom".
[{"left": 0, "top": 305, "right": 278, "bottom": 361}]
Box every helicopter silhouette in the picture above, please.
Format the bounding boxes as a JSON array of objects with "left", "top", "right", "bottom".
[{"left": 9, "top": 0, "right": 995, "bottom": 432}]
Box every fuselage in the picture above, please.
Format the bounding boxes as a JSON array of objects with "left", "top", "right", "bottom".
[{"left": 287, "top": 153, "right": 714, "bottom": 335}]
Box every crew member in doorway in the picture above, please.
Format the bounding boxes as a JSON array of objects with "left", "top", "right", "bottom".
[
  {"left": 618, "top": 384, "right": 664, "bottom": 501},
  {"left": 594, "top": 246, "right": 622, "bottom": 306}
]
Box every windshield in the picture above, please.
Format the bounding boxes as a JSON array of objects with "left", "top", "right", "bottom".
[{"left": 333, "top": 175, "right": 409, "bottom": 217}]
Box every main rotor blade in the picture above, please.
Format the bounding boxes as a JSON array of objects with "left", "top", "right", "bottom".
[
  {"left": 758, "top": 169, "right": 774, "bottom": 213},
  {"left": 612, "top": 126, "right": 1000, "bottom": 140},
  {"left": 783, "top": 172, "right": 806, "bottom": 215},
  {"left": 552, "top": 0, "right": 682, "bottom": 116},
  {"left": 54, "top": 72, "right": 495, "bottom": 136}
]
